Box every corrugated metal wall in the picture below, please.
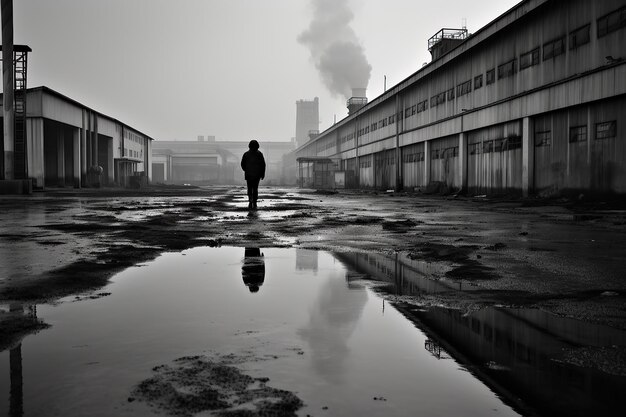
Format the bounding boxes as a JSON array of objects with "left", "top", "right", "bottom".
[
  {"left": 429, "top": 135, "right": 460, "bottom": 188},
  {"left": 401, "top": 143, "right": 425, "bottom": 188},
  {"left": 534, "top": 97, "right": 626, "bottom": 194},
  {"left": 374, "top": 149, "right": 397, "bottom": 189},
  {"left": 468, "top": 121, "right": 523, "bottom": 193},
  {"left": 359, "top": 154, "right": 374, "bottom": 187}
]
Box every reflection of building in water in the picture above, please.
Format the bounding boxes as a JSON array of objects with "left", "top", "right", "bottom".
[
  {"left": 334, "top": 251, "right": 626, "bottom": 417},
  {"left": 295, "top": 249, "right": 318, "bottom": 272},
  {"left": 335, "top": 251, "right": 473, "bottom": 295},
  {"left": 1, "top": 304, "right": 44, "bottom": 417},
  {"left": 241, "top": 248, "right": 265, "bottom": 293},
  {"left": 298, "top": 275, "right": 367, "bottom": 384}
]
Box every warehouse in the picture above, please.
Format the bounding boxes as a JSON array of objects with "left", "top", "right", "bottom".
[
  {"left": 295, "top": 0, "right": 626, "bottom": 196},
  {"left": 1, "top": 86, "right": 153, "bottom": 190}
]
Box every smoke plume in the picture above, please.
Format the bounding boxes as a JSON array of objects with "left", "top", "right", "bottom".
[{"left": 298, "top": 0, "right": 371, "bottom": 99}]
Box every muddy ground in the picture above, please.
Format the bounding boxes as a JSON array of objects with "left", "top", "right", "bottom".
[{"left": 1, "top": 185, "right": 625, "bottom": 414}]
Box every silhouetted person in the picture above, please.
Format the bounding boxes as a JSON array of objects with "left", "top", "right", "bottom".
[
  {"left": 242, "top": 247, "right": 265, "bottom": 293},
  {"left": 241, "top": 140, "right": 266, "bottom": 210}
]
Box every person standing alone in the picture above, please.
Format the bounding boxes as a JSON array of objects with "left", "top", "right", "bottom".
[{"left": 241, "top": 140, "right": 266, "bottom": 210}]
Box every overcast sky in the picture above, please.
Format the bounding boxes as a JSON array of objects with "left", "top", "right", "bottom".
[{"left": 7, "top": 0, "right": 520, "bottom": 142}]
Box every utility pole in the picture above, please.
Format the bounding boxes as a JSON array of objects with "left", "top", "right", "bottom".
[{"left": 2, "top": 0, "right": 14, "bottom": 180}]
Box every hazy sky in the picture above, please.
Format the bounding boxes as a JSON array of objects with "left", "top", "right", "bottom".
[{"left": 7, "top": 0, "right": 520, "bottom": 142}]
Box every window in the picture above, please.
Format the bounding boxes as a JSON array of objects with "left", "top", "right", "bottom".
[
  {"left": 417, "top": 100, "right": 428, "bottom": 112},
  {"left": 469, "top": 142, "right": 482, "bottom": 155},
  {"left": 598, "top": 7, "right": 626, "bottom": 38},
  {"left": 519, "top": 47, "right": 540, "bottom": 70},
  {"left": 498, "top": 59, "right": 516, "bottom": 79},
  {"left": 493, "top": 139, "right": 505, "bottom": 152},
  {"left": 569, "top": 125, "right": 588, "bottom": 143},
  {"left": 365, "top": 126, "right": 369, "bottom": 133},
  {"left": 543, "top": 37, "right": 565, "bottom": 60},
  {"left": 483, "top": 140, "right": 494, "bottom": 153},
  {"left": 431, "top": 149, "right": 440, "bottom": 160},
  {"left": 389, "top": 114, "right": 395, "bottom": 124},
  {"left": 486, "top": 69, "right": 495, "bottom": 85},
  {"left": 411, "top": 105, "right": 417, "bottom": 115},
  {"left": 505, "top": 136, "right": 522, "bottom": 151},
  {"left": 447, "top": 88, "right": 455, "bottom": 101},
  {"left": 474, "top": 74, "right": 483, "bottom": 90},
  {"left": 457, "top": 80, "right": 472, "bottom": 97},
  {"left": 535, "top": 131, "right": 552, "bottom": 147},
  {"left": 570, "top": 24, "right": 590, "bottom": 49},
  {"left": 596, "top": 121, "right": 616, "bottom": 139},
  {"left": 405, "top": 108, "right": 411, "bottom": 118},
  {"left": 431, "top": 92, "right": 446, "bottom": 107}
]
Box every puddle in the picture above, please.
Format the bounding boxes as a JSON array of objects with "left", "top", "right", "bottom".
[
  {"left": 0, "top": 248, "right": 519, "bottom": 417},
  {"left": 338, "top": 251, "right": 626, "bottom": 417}
]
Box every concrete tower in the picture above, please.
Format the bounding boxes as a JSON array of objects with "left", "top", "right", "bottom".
[{"left": 295, "top": 97, "right": 319, "bottom": 149}]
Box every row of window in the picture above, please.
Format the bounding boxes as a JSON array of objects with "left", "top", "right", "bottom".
[
  {"left": 124, "top": 148, "right": 143, "bottom": 159},
  {"left": 536, "top": 120, "right": 617, "bottom": 147},
  {"left": 431, "top": 147, "right": 460, "bottom": 160},
  {"left": 402, "top": 152, "right": 425, "bottom": 163},
  {"left": 469, "top": 136, "right": 523, "bottom": 155}
]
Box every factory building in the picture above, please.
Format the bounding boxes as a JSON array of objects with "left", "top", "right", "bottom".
[
  {"left": 295, "top": 97, "right": 319, "bottom": 149},
  {"left": 295, "top": 0, "right": 626, "bottom": 197},
  {"left": 151, "top": 139, "right": 235, "bottom": 184},
  {"left": 1, "top": 86, "right": 153, "bottom": 190},
  {"left": 151, "top": 138, "right": 295, "bottom": 185}
]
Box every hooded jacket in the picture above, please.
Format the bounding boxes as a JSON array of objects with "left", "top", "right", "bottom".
[{"left": 241, "top": 149, "right": 266, "bottom": 180}]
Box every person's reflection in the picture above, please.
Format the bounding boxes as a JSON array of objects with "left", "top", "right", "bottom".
[{"left": 242, "top": 248, "right": 265, "bottom": 293}]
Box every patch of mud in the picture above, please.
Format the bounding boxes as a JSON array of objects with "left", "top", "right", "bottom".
[
  {"left": 556, "top": 346, "right": 626, "bottom": 376},
  {"left": 381, "top": 218, "right": 420, "bottom": 232},
  {"left": 407, "top": 242, "right": 498, "bottom": 281},
  {"left": 132, "top": 355, "right": 303, "bottom": 417}
]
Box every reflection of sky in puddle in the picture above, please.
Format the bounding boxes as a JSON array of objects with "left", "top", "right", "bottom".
[{"left": 0, "top": 248, "right": 517, "bottom": 417}]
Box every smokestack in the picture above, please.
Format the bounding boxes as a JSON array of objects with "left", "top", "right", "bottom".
[{"left": 347, "top": 88, "right": 367, "bottom": 115}]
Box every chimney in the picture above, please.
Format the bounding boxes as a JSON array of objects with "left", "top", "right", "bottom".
[{"left": 347, "top": 88, "right": 367, "bottom": 115}]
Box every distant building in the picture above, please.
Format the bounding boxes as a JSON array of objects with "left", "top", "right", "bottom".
[
  {"left": 295, "top": 97, "right": 319, "bottom": 149},
  {"left": 151, "top": 138, "right": 295, "bottom": 185},
  {"left": 295, "top": 0, "right": 626, "bottom": 196},
  {"left": 0, "top": 86, "right": 153, "bottom": 189},
  {"left": 151, "top": 140, "right": 235, "bottom": 184}
]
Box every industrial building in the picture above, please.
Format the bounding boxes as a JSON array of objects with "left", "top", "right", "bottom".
[
  {"left": 151, "top": 137, "right": 295, "bottom": 185},
  {"left": 1, "top": 86, "right": 153, "bottom": 190},
  {"left": 295, "top": 97, "right": 320, "bottom": 149},
  {"left": 295, "top": 0, "right": 626, "bottom": 196}
]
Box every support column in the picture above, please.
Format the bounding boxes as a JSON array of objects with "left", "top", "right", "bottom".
[
  {"left": 522, "top": 116, "right": 534, "bottom": 197},
  {"left": 80, "top": 110, "right": 87, "bottom": 186},
  {"left": 146, "top": 138, "right": 152, "bottom": 184},
  {"left": 73, "top": 128, "right": 80, "bottom": 188},
  {"left": 92, "top": 113, "right": 98, "bottom": 168},
  {"left": 26, "top": 118, "right": 44, "bottom": 188},
  {"left": 2, "top": 0, "right": 14, "bottom": 180},
  {"left": 423, "top": 140, "right": 431, "bottom": 187},
  {"left": 57, "top": 130, "right": 65, "bottom": 187},
  {"left": 395, "top": 95, "right": 402, "bottom": 191},
  {"left": 459, "top": 132, "right": 467, "bottom": 191}
]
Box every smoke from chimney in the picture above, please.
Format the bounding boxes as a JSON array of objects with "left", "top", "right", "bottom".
[{"left": 298, "top": 0, "right": 372, "bottom": 100}]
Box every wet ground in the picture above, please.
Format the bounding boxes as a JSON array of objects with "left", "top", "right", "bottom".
[{"left": 1, "top": 185, "right": 625, "bottom": 416}]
